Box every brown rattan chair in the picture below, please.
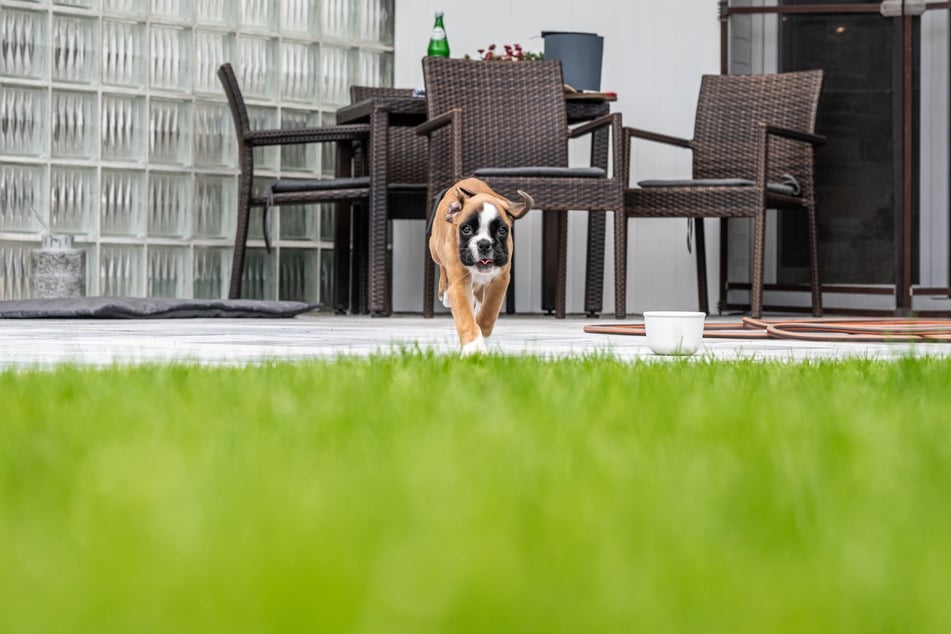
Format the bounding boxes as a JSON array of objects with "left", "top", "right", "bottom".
[
  {"left": 618, "top": 70, "right": 826, "bottom": 319},
  {"left": 418, "top": 57, "right": 625, "bottom": 318},
  {"left": 337, "top": 86, "right": 429, "bottom": 315},
  {"left": 217, "top": 62, "right": 370, "bottom": 299}
]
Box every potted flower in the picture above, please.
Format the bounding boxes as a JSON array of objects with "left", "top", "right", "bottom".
[{"left": 465, "top": 43, "right": 544, "bottom": 61}]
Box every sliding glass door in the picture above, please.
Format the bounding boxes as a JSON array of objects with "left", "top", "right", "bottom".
[{"left": 723, "top": 0, "right": 951, "bottom": 315}]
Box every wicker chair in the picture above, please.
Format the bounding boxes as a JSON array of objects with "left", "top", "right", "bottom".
[
  {"left": 618, "top": 70, "right": 826, "bottom": 319},
  {"left": 217, "top": 62, "right": 370, "bottom": 299},
  {"left": 418, "top": 57, "right": 625, "bottom": 318},
  {"left": 337, "top": 86, "right": 430, "bottom": 315}
]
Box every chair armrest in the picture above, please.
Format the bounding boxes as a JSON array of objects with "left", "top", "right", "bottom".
[
  {"left": 416, "top": 108, "right": 464, "bottom": 183},
  {"left": 764, "top": 124, "right": 827, "bottom": 147},
  {"left": 568, "top": 113, "right": 620, "bottom": 139},
  {"left": 623, "top": 126, "right": 692, "bottom": 149},
  {"left": 245, "top": 124, "right": 370, "bottom": 147},
  {"left": 415, "top": 109, "right": 459, "bottom": 137}
]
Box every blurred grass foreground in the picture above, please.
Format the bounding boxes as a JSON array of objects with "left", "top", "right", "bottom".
[{"left": 3, "top": 355, "right": 951, "bottom": 633}]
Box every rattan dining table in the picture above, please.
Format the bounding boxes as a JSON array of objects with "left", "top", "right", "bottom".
[{"left": 335, "top": 93, "right": 615, "bottom": 317}]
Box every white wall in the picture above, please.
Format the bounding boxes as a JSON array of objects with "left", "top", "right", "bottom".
[{"left": 390, "top": 0, "right": 721, "bottom": 315}]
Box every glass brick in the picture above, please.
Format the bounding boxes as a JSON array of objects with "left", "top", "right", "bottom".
[
  {"left": 237, "top": 35, "right": 279, "bottom": 99},
  {"left": 195, "top": 0, "right": 236, "bottom": 28},
  {"left": 241, "top": 247, "right": 276, "bottom": 300},
  {"left": 280, "top": 109, "right": 320, "bottom": 172},
  {"left": 194, "top": 30, "right": 235, "bottom": 95},
  {"left": 0, "top": 164, "right": 47, "bottom": 233},
  {"left": 0, "top": 243, "right": 32, "bottom": 300},
  {"left": 239, "top": 0, "right": 278, "bottom": 32},
  {"left": 281, "top": 0, "right": 319, "bottom": 35},
  {"left": 319, "top": 247, "right": 333, "bottom": 305},
  {"left": 247, "top": 106, "right": 279, "bottom": 170},
  {"left": 150, "top": 25, "right": 192, "bottom": 92},
  {"left": 147, "top": 246, "right": 188, "bottom": 297},
  {"left": 280, "top": 40, "right": 319, "bottom": 103},
  {"left": 356, "top": 49, "right": 393, "bottom": 88},
  {"left": 51, "top": 14, "right": 98, "bottom": 84},
  {"left": 54, "top": 0, "right": 100, "bottom": 11},
  {"left": 319, "top": 44, "right": 354, "bottom": 106},
  {"left": 0, "top": 87, "right": 47, "bottom": 157},
  {"left": 194, "top": 101, "right": 234, "bottom": 167},
  {"left": 279, "top": 248, "right": 317, "bottom": 302},
  {"left": 320, "top": 111, "right": 336, "bottom": 176},
  {"left": 148, "top": 171, "right": 192, "bottom": 237},
  {"left": 356, "top": 0, "right": 392, "bottom": 45},
  {"left": 50, "top": 166, "right": 97, "bottom": 234},
  {"left": 101, "top": 169, "right": 146, "bottom": 236},
  {"left": 101, "top": 19, "right": 146, "bottom": 87},
  {"left": 193, "top": 247, "right": 230, "bottom": 298},
  {"left": 149, "top": 99, "right": 192, "bottom": 165},
  {"left": 0, "top": 9, "right": 47, "bottom": 81},
  {"left": 150, "top": 0, "right": 191, "bottom": 23},
  {"left": 321, "top": 0, "right": 353, "bottom": 39},
  {"left": 101, "top": 94, "right": 147, "bottom": 162},
  {"left": 103, "top": 0, "right": 148, "bottom": 18},
  {"left": 99, "top": 244, "right": 144, "bottom": 296},
  {"left": 319, "top": 203, "right": 334, "bottom": 242},
  {"left": 278, "top": 204, "right": 318, "bottom": 241},
  {"left": 51, "top": 90, "right": 98, "bottom": 159},
  {"left": 193, "top": 174, "right": 235, "bottom": 239},
  {"left": 247, "top": 192, "right": 275, "bottom": 241}
]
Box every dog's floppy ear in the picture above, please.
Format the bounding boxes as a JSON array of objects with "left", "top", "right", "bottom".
[
  {"left": 503, "top": 190, "right": 534, "bottom": 220},
  {"left": 445, "top": 184, "right": 478, "bottom": 223}
]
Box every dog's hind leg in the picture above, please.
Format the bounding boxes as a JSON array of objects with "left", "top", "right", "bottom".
[{"left": 437, "top": 265, "right": 451, "bottom": 308}]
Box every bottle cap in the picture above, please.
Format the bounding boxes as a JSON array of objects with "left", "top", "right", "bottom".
[{"left": 435, "top": 11, "right": 444, "bottom": 17}]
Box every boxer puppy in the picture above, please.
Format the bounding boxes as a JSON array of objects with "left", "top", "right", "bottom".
[{"left": 430, "top": 178, "right": 533, "bottom": 356}]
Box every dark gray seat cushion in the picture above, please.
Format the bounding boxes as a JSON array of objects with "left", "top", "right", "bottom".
[
  {"left": 474, "top": 166, "right": 606, "bottom": 178},
  {"left": 269, "top": 176, "right": 370, "bottom": 193},
  {"left": 0, "top": 297, "right": 318, "bottom": 319},
  {"left": 637, "top": 175, "right": 801, "bottom": 197}
]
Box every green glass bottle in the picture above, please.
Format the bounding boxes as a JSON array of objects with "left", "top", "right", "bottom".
[{"left": 427, "top": 11, "right": 450, "bottom": 58}]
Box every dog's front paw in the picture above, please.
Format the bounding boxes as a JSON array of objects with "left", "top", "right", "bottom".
[
  {"left": 440, "top": 292, "right": 452, "bottom": 309},
  {"left": 460, "top": 334, "right": 487, "bottom": 357}
]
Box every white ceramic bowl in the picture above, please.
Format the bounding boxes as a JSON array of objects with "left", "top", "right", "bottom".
[{"left": 643, "top": 311, "right": 706, "bottom": 356}]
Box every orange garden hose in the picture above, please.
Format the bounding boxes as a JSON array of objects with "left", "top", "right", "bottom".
[{"left": 584, "top": 317, "right": 951, "bottom": 343}]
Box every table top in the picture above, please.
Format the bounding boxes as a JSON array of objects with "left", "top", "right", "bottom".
[{"left": 336, "top": 93, "right": 612, "bottom": 126}]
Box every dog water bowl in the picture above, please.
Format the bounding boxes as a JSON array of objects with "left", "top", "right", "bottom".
[{"left": 643, "top": 311, "right": 706, "bottom": 356}]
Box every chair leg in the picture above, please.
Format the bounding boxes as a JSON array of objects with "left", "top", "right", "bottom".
[
  {"left": 750, "top": 214, "right": 767, "bottom": 319},
  {"left": 542, "top": 210, "right": 558, "bottom": 315},
  {"left": 333, "top": 201, "right": 352, "bottom": 314},
  {"left": 694, "top": 218, "right": 709, "bottom": 315},
  {"left": 585, "top": 211, "right": 606, "bottom": 317},
  {"left": 555, "top": 211, "right": 568, "bottom": 319},
  {"left": 228, "top": 154, "right": 254, "bottom": 299},
  {"left": 354, "top": 210, "right": 369, "bottom": 314},
  {"left": 807, "top": 203, "right": 823, "bottom": 317},
  {"left": 614, "top": 209, "right": 627, "bottom": 319}
]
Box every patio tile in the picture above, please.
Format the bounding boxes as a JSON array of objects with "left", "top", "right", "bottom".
[{"left": 1, "top": 312, "right": 949, "bottom": 369}]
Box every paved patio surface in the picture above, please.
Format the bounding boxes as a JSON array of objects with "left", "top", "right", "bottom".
[{"left": 2, "top": 311, "right": 950, "bottom": 369}]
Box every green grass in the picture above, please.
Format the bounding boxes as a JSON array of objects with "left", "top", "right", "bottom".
[{"left": 2, "top": 354, "right": 951, "bottom": 633}]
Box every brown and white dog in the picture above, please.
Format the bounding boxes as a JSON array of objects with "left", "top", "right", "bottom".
[{"left": 430, "top": 178, "right": 533, "bottom": 356}]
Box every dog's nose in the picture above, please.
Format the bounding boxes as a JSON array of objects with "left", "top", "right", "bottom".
[{"left": 477, "top": 239, "right": 492, "bottom": 254}]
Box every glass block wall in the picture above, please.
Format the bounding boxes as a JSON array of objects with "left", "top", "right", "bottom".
[{"left": 0, "top": 0, "right": 394, "bottom": 302}]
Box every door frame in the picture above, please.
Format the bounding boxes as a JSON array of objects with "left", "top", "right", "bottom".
[{"left": 719, "top": 0, "right": 951, "bottom": 316}]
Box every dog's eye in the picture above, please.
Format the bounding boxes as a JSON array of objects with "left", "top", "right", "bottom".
[
  {"left": 460, "top": 225, "right": 473, "bottom": 235},
  {"left": 497, "top": 226, "right": 508, "bottom": 237}
]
